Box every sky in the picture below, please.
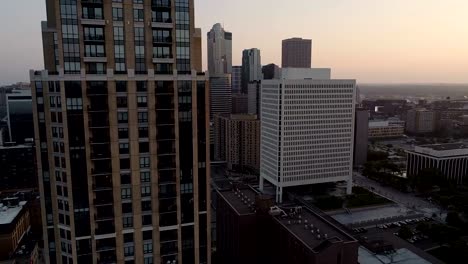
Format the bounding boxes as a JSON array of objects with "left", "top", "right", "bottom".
[{"left": 1, "top": 0, "right": 468, "bottom": 85}]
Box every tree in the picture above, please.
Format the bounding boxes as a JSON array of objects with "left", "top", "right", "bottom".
[{"left": 398, "top": 226, "right": 413, "bottom": 240}]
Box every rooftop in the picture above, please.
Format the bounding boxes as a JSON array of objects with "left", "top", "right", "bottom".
[
  {"left": 0, "top": 201, "right": 27, "bottom": 225},
  {"left": 219, "top": 186, "right": 258, "bottom": 215},
  {"left": 420, "top": 143, "right": 468, "bottom": 151},
  {"left": 273, "top": 205, "right": 356, "bottom": 251}
]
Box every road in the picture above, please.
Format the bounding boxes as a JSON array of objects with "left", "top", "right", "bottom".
[{"left": 353, "top": 172, "right": 446, "bottom": 221}]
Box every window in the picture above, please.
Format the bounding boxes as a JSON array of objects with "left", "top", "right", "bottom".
[
  {"left": 116, "top": 81, "right": 127, "bottom": 92},
  {"left": 121, "top": 187, "right": 132, "bottom": 199},
  {"left": 122, "top": 203, "right": 133, "bottom": 214},
  {"left": 153, "top": 46, "right": 171, "bottom": 58},
  {"left": 139, "top": 126, "right": 149, "bottom": 138},
  {"left": 124, "top": 233, "right": 134, "bottom": 243},
  {"left": 136, "top": 81, "right": 147, "bottom": 92},
  {"left": 143, "top": 241, "right": 153, "bottom": 253},
  {"left": 84, "top": 27, "right": 104, "bottom": 41},
  {"left": 140, "top": 157, "right": 150, "bottom": 168},
  {"left": 140, "top": 171, "right": 151, "bottom": 183},
  {"left": 141, "top": 186, "right": 151, "bottom": 197},
  {"left": 85, "top": 44, "right": 105, "bottom": 57},
  {"left": 134, "top": 8, "right": 144, "bottom": 22},
  {"left": 144, "top": 257, "right": 153, "bottom": 264},
  {"left": 66, "top": 98, "right": 83, "bottom": 110},
  {"left": 118, "top": 128, "right": 129, "bottom": 139},
  {"left": 117, "top": 96, "right": 128, "bottom": 108},
  {"left": 82, "top": 7, "right": 103, "bottom": 20},
  {"left": 137, "top": 96, "right": 147, "bottom": 107},
  {"left": 124, "top": 245, "right": 134, "bottom": 257},
  {"left": 119, "top": 143, "right": 129, "bottom": 154},
  {"left": 112, "top": 7, "right": 123, "bottom": 21},
  {"left": 118, "top": 112, "right": 128, "bottom": 123},
  {"left": 123, "top": 216, "right": 133, "bottom": 228},
  {"left": 120, "top": 158, "right": 130, "bottom": 169},
  {"left": 121, "top": 173, "right": 131, "bottom": 185},
  {"left": 139, "top": 142, "right": 149, "bottom": 153},
  {"left": 138, "top": 112, "right": 148, "bottom": 123}
]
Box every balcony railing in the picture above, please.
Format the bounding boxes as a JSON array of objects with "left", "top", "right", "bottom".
[
  {"left": 152, "top": 0, "right": 171, "bottom": 8},
  {"left": 152, "top": 17, "right": 172, "bottom": 23},
  {"left": 84, "top": 35, "right": 105, "bottom": 42},
  {"left": 153, "top": 36, "right": 172, "bottom": 44}
]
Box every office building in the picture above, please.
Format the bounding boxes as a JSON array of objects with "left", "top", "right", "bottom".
[
  {"left": 231, "top": 66, "right": 242, "bottom": 93},
  {"left": 0, "top": 143, "right": 36, "bottom": 191},
  {"left": 207, "top": 23, "right": 232, "bottom": 76},
  {"left": 241, "top": 49, "right": 262, "bottom": 93},
  {"left": 368, "top": 120, "right": 405, "bottom": 139},
  {"left": 354, "top": 109, "right": 369, "bottom": 167},
  {"left": 6, "top": 91, "right": 33, "bottom": 144},
  {"left": 260, "top": 68, "right": 356, "bottom": 202},
  {"left": 262, "top": 63, "right": 280, "bottom": 80},
  {"left": 231, "top": 93, "right": 248, "bottom": 114},
  {"left": 247, "top": 81, "right": 261, "bottom": 115},
  {"left": 213, "top": 114, "right": 260, "bottom": 171},
  {"left": 215, "top": 185, "right": 359, "bottom": 264},
  {"left": 209, "top": 75, "right": 232, "bottom": 119},
  {"left": 406, "top": 109, "right": 436, "bottom": 134},
  {"left": 282, "top": 38, "right": 312, "bottom": 68},
  {"left": 406, "top": 143, "right": 468, "bottom": 184},
  {"left": 30, "top": 1, "right": 211, "bottom": 263}
]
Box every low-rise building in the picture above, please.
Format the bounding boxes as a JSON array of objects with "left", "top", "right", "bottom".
[
  {"left": 406, "top": 109, "right": 435, "bottom": 134},
  {"left": 216, "top": 185, "right": 359, "bottom": 264},
  {"left": 406, "top": 143, "right": 468, "bottom": 184},
  {"left": 368, "top": 120, "right": 405, "bottom": 139},
  {"left": 0, "top": 143, "right": 36, "bottom": 191}
]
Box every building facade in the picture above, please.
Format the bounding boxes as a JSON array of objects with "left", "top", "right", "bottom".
[
  {"left": 354, "top": 108, "right": 369, "bottom": 167},
  {"left": 215, "top": 185, "right": 359, "bottom": 264},
  {"left": 247, "top": 81, "right": 261, "bottom": 115},
  {"left": 30, "top": 1, "right": 211, "bottom": 264},
  {"left": 241, "top": 49, "right": 262, "bottom": 93},
  {"left": 207, "top": 23, "right": 232, "bottom": 76},
  {"left": 0, "top": 143, "right": 36, "bottom": 191},
  {"left": 407, "top": 143, "right": 468, "bottom": 184},
  {"left": 406, "top": 109, "right": 435, "bottom": 134},
  {"left": 368, "top": 120, "right": 405, "bottom": 139},
  {"left": 213, "top": 114, "right": 260, "bottom": 171},
  {"left": 260, "top": 69, "right": 356, "bottom": 202},
  {"left": 6, "top": 91, "right": 33, "bottom": 144},
  {"left": 281, "top": 38, "right": 312, "bottom": 68},
  {"left": 231, "top": 93, "right": 248, "bottom": 114},
  {"left": 231, "top": 66, "right": 242, "bottom": 94},
  {"left": 262, "top": 63, "right": 280, "bottom": 80}
]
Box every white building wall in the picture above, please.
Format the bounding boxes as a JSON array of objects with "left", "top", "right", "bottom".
[{"left": 260, "top": 76, "right": 356, "bottom": 202}]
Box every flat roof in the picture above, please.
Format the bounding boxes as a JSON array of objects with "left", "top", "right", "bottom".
[
  {"left": 274, "top": 205, "right": 356, "bottom": 251},
  {"left": 219, "top": 187, "right": 257, "bottom": 215},
  {"left": 0, "top": 201, "right": 27, "bottom": 225},
  {"left": 420, "top": 143, "right": 468, "bottom": 151}
]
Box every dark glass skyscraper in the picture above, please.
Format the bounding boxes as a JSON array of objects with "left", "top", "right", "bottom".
[{"left": 30, "top": 1, "right": 211, "bottom": 263}]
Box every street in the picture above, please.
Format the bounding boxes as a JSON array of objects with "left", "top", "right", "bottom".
[{"left": 353, "top": 172, "right": 446, "bottom": 220}]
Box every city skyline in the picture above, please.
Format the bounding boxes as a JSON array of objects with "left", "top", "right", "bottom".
[{"left": 1, "top": 0, "right": 468, "bottom": 84}]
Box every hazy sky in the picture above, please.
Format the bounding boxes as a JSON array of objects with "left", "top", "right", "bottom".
[{"left": 1, "top": 0, "right": 468, "bottom": 85}]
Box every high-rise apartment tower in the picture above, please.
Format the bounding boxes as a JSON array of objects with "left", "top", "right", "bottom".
[{"left": 30, "top": 1, "right": 211, "bottom": 263}]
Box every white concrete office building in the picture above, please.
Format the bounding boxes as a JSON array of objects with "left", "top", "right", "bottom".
[
  {"left": 260, "top": 68, "right": 356, "bottom": 202},
  {"left": 406, "top": 143, "right": 468, "bottom": 184}
]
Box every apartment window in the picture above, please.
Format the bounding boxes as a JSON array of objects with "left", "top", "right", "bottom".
[
  {"left": 117, "top": 96, "right": 128, "bottom": 108},
  {"left": 142, "top": 215, "right": 152, "bottom": 226},
  {"left": 121, "top": 173, "right": 131, "bottom": 185},
  {"left": 153, "top": 46, "right": 171, "bottom": 58},
  {"left": 118, "top": 112, "right": 128, "bottom": 123},
  {"left": 112, "top": 7, "right": 123, "bottom": 21},
  {"left": 118, "top": 128, "right": 129, "bottom": 139},
  {"left": 85, "top": 44, "right": 105, "bottom": 57},
  {"left": 123, "top": 216, "right": 133, "bottom": 228},
  {"left": 122, "top": 203, "right": 133, "bottom": 214},
  {"left": 84, "top": 27, "right": 104, "bottom": 41},
  {"left": 139, "top": 126, "right": 149, "bottom": 138},
  {"left": 124, "top": 233, "right": 134, "bottom": 243},
  {"left": 121, "top": 187, "right": 132, "bottom": 199},
  {"left": 133, "top": 0, "right": 144, "bottom": 3},
  {"left": 120, "top": 158, "right": 130, "bottom": 169},
  {"left": 140, "top": 157, "right": 150, "bottom": 168},
  {"left": 141, "top": 186, "right": 151, "bottom": 197},
  {"left": 82, "top": 7, "right": 103, "bottom": 20},
  {"left": 144, "top": 257, "right": 153, "bottom": 264},
  {"left": 136, "top": 81, "right": 147, "bottom": 92},
  {"left": 140, "top": 171, "right": 151, "bottom": 183},
  {"left": 152, "top": 10, "right": 170, "bottom": 23},
  {"left": 116, "top": 81, "right": 127, "bottom": 92},
  {"left": 152, "top": 29, "right": 171, "bottom": 42},
  {"left": 139, "top": 142, "right": 149, "bottom": 153},
  {"left": 143, "top": 241, "right": 153, "bottom": 253},
  {"left": 138, "top": 112, "right": 148, "bottom": 123},
  {"left": 119, "top": 143, "right": 129, "bottom": 154},
  {"left": 137, "top": 96, "right": 147, "bottom": 107},
  {"left": 124, "top": 245, "right": 134, "bottom": 257},
  {"left": 134, "top": 8, "right": 144, "bottom": 22},
  {"left": 66, "top": 98, "right": 83, "bottom": 110}
]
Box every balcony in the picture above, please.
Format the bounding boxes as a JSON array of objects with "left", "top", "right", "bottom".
[
  {"left": 81, "top": 18, "right": 105, "bottom": 26},
  {"left": 91, "top": 160, "right": 112, "bottom": 175},
  {"left": 157, "top": 141, "right": 176, "bottom": 156},
  {"left": 88, "top": 97, "right": 109, "bottom": 112},
  {"left": 159, "top": 169, "right": 176, "bottom": 184},
  {"left": 159, "top": 198, "right": 177, "bottom": 213},
  {"left": 96, "top": 238, "right": 116, "bottom": 252},
  {"left": 152, "top": 56, "right": 174, "bottom": 64},
  {"left": 159, "top": 212, "right": 178, "bottom": 227},
  {"left": 90, "top": 128, "right": 110, "bottom": 144},
  {"left": 94, "top": 190, "right": 114, "bottom": 206},
  {"left": 156, "top": 96, "right": 174, "bottom": 110},
  {"left": 156, "top": 111, "right": 175, "bottom": 125},
  {"left": 84, "top": 34, "right": 105, "bottom": 42},
  {"left": 153, "top": 36, "right": 172, "bottom": 44},
  {"left": 82, "top": 0, "right": 103, "bottom": 4},
  {"left": 159, "top": 183, "right": 177, "bottom": 199},
  {"left": 88, "top": 112, "right": 109, "bottom": 128},
  {"left": 155, "top": 81, "right": 174, "bottom": 94},
  {"left": 156, "top": 126, "right": 175, "bottom": 141},
  {"left": 95, "top": 205, "right": 114, "bottom": 221},
  {"left": 97, "top": 251, "right": 117, "bottom": 264},
  {"left": 152, "top": 0, "right": 171, "bottom": 8},
  {"left": 151, "top": 18, "right": 173, "bottom": 29},
  {"left": 87, "top": 85, "right": 108, "bottom": 96},
  {"left": 84, "top": 57, "right": 107, "bottom": 63},
  {"left": 90, "top": 144, "right": 111, "bottom": 160},
  {"left": 92, "top": 175, "right": 112, "bottom": 191},
  {"left": 161, "top": 241, "right": 178, "bottom": 256}
]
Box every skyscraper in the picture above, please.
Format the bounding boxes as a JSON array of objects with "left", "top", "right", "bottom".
[
  {"left": 262, "top": 63, "right": 280, "bottom": 80},
  {"left": 282, "top": 38, "right": 312, "bottom": 68},
  {"left": 241, "top": 49, "right": 262, "bottom": 93},
  {"left": 231, "top": 66, "right": 242, "bottom": 93},
  {"left": 260, "top": 68, "right": 356, "bottom": 203},
  {"left": 207, "top": 23, "right": 232, "bottom": 76},
  {"left": 30, "top": 1, "right": 211, "bottom": 263}
]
